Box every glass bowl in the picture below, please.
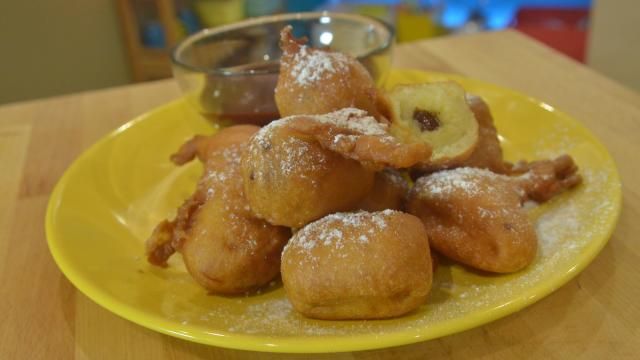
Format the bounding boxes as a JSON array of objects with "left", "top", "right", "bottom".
[{"left": 171, "top": 12, "right": 395, "bottom": 126}]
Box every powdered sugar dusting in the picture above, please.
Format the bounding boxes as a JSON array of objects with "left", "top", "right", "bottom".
[
  {"left": 533, "top": 168, "right": 615, "bottom": 255},
  {"left": 247, "top": 121, "right": 330, "bottom": 192},
  {"left": 156, "top": 160, "right": 617, "bottom": 338},
  {"left": 153, "top": 102, "right": 620, "bottom": 339},
  {"left": 290, "top": 45, "right": 349, "bottom": 86},
  {"left": 251, "top": 108, "right": 387, "bottom": 152},
  {"left": 276, "top": 108, "right": 385, "bottom": 138},
  {"left": 247, "top": 109, "right": 391, "bottom": 189},
  {"left": 284, "top": 210, "right": 399, "bottom": 257},
  {"left": 414, "top": 167, "right": 509, "bottom": 199},
  {"left": 312, "top": 108, "right": 388, "bottom": 136},
  {"left": 536, "top": 203, "right": 580, "bottom": 252},
  {"left": 200, "top": 143, "right": 245, "bottom": 210}
]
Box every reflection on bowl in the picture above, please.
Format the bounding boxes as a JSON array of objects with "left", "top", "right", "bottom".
[{"left": 171, "top": 12, "right": 395, "bottom": 126}]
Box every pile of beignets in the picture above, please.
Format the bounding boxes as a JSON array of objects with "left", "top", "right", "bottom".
[{"left": 146, "top": 26, "right": 581, "bottom": 320}]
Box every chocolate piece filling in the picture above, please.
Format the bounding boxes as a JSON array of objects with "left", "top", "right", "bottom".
[{"left": 413, "top": 108, "right": 440, "bottom": 132}]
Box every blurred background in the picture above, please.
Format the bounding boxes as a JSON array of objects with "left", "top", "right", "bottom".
[{"left": 0, "top": 0, "right": 637, "bottom": 104}]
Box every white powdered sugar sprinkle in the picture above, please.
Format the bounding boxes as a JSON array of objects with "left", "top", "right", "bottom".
[
  {"left": 251, "top": 108, "right": 389, "bottom": 154},
  {"left": 535, "top": 203, "right": 580, "bottom": 253},
  {"left": 415, "top": 167, "right": 508, "bottom": 199},
  {"left": 290, "top": 45, "right": 349, "bottom": 86},
  {"left": 249, "top": 108, "right": 392, "bottom": 169},
  {"left": 246, "top": 108, "right": 391, "bottom": 189},
  {"left": 285, "top": 210, "right": 398, "bottom": 255}
]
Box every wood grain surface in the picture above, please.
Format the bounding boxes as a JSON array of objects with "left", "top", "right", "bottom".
[{"left": 1, "top": 30, "right": 638, "bottom": 359}]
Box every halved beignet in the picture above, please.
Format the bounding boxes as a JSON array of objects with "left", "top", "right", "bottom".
[{"left": 388, "top": 82, "right": 479, "bottom": 169}]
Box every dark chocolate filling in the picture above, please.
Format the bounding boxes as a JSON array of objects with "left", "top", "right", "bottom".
[{"left": 413, "top": 108, "right": 440, "bottom": 132}]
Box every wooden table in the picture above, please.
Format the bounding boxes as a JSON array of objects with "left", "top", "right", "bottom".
[{"left": 1, "top": 30, "right": 638, "bottom": 359}]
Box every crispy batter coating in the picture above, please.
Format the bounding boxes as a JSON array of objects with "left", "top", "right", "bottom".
[
  {"left": 511, "top": 154, "right": 583, "bottom": 202},
  {"left": 241, "top": 108, "right": 431, "bottom": 228},
  {"left": 407, "top": 168, "right": 537, "bottom": 273},
  {"left": 281, "top": 210, "right": 432, "bottom": 320},
  {"left": 146, "top": 126, "right": 291, "bottom": 294},
  {"left": 241, "top": 110, "right": 375, "bottom": 228},
  {"left": 357, "top": 169, "right": 409, "bottom": 212},
  {"left": 169, "top": 125, "right": 260, "bottom": 165},
  {"left": 287, "top": 115, "right": 431, "bottom": 169},
  {"left": 407, "top": 159, "right": 581, "bottom": 273},
  {"left": 275, "top": 26, "right": 384, "bottom": 120},
  {"left": 408, "top": 95, "right": 582, "bottom": 180},
  {"left": 459, "top": 95, "right": 513, "bottom": 173}
]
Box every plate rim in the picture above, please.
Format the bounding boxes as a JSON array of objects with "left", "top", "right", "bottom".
[{"left": 45, "top": 69, "right": 622, "bottom": 353}]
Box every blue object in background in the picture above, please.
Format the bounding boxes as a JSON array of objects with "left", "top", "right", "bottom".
[
  {"left": 479, "top": 0, "right": 518, "bottom": 29},
  {"left": 441, "top": 0, "right": 474, "bottom": 28},
  {"left": 141, "top": 21, "right": 166, "bottom": 48},
  {"left": 326, "top": 0, "right": 398, "bottom": 5},
  {"left": 418, "top": 0, "right": 441, "bottom": 7},
  {"left": 520, "top": 0, "right": 590, "bottom": 7},
  {"left": 437, "top": 0, "right": 591, "bottom": 29},
  {"left": 311, "top": 0, "right": 592, "bottom": 30},
  {"left": 178, "top": 8, "right": 201, "bottom": 35}
]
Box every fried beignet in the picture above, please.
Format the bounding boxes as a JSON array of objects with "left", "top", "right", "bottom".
[
  {"left": 275, "top": 26, "right": 383, "bottom": 120},
  {"left": 407, "top": 161, "right": 581, "bottom": 273},
  {"left": 286, "top": 112, "right": 431, "bottom": 169},
  {"left": 241, "top": 108, "right": 431, "bottom": 228},
  {"left": 408, "top": 95, "right": 584, "bottom": 181},
  {"left": 357, "top": 169, "right": 409, "bottom": 211},
  {"left": 407, "top": 168, "right": 536, "bottom": 273},
  {"left": 241, "top": 113, "right": 374, "bottom": 228},
  {"left": 411, "top": 94, "right": 512, "bottom": 175},
  {"left": 460, "top": 94, "right": 513, "bottom": 173},
  {"left": 281, "top": 210, "right": 432, "bottom": 320},
  {"left": 146, "top": 126, "right": 291, "bottom": 294},
  {"left": 387, "top": 82, "right": 479, "bottom": 168},
  {"left": 511, "top": 154, "right": 582, "bottom": 202},
  {"left": 169, "top": 124, "right": 260, "bottom": 165}
]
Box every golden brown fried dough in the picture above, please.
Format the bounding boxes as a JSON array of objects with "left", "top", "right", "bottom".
[
  {"left": 407, "top": 159, "right": 581, "bottom": 273},
  {"left": 407, "top": 168, "right": 537, "bottom": 273},
  {"left": 147, "top": 125, "right": 262, "bottom": 266},
  {"left": 357, "top": 169, "right": 409, "bottom": 211},
  {"left": 287, "top": 113, "right": 431, "bottom": 170},
  {"left": 241, "top": 108, "right": 431, "bottom": 228},
  {"left": 146, "top": 126, "right": 290, "bottom": 294},
  {"left": 241, "top": 113, "right": 374, "bottom": 228},
  {"left": 275, "top": 26, "right": 384, "bottom": 120},
  {"left": 511, "top": 154, "right": 583, "bottom": 202},
  {"left": 170, "top": 125, "right": 261, "bottom": 165},
  {"left": 459, "top": 95, "right": 513, "bottom": 173},
  {"left": 408, "top": 95, "right": 585, "bottom": 186},
  {"left": 281, "top": 210, "right": 432, "bottom": 320}
]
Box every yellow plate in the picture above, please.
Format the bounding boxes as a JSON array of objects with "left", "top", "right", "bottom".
[{"left": 46, "top": 69, "right": 621, "bottom": 353}]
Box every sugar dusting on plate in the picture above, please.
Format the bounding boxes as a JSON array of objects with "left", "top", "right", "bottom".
[
  {"left": 164, "top": 116, "right": 619, "bottom": 337},
  {"left": 165, "top": 163, "right": 616, "bottom": 337}
]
